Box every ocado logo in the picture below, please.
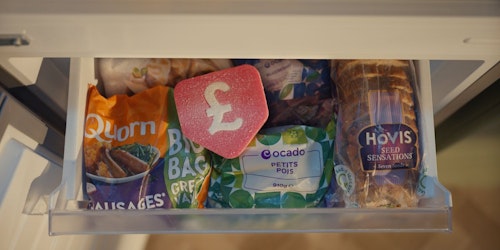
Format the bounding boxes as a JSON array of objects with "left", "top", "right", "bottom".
[{"left": 260, "top": 148, "right": 306, "bottom": 160}]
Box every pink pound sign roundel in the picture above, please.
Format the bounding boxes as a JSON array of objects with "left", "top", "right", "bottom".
[{"left": 174, "top": 65, "right": 269, "bottom": 159}]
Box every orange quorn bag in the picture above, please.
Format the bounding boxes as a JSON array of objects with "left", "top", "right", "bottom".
[{"left": 83, "top": 85, "right": 172, "bottom": 209}]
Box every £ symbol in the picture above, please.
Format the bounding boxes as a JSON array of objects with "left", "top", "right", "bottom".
[{"left": 204, "top": 81, "right": 243, "bottom": 135}]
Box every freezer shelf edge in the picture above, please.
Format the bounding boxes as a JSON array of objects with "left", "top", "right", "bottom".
[{"left": 48, "top": 205, "right": 452, "bottom": 235}]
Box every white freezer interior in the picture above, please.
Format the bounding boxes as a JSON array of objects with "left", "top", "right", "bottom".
[{"left": 0, "top": 0, "right": 499, "bottom": 243}]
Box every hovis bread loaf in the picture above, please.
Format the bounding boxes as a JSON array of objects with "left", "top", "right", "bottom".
[{"left": 330, "top": 60, "right": 421, "bottom": 208}]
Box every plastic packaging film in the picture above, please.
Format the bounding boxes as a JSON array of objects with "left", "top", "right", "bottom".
[{"left": 329, "top": 60, "right": 422, "bottom": 208}]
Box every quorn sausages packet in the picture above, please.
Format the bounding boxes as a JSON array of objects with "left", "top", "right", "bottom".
[{"left": 84, "top": 85, "right": 172, "bottom": 209}]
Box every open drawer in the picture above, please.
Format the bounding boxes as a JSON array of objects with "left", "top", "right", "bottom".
[{"left": 47, "top": 58, "right": 452, "bottom": 235}]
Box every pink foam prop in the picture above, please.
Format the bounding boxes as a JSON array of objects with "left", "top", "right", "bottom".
[{"left": 174, "top": 65, "right": 268, "bottom": 158}]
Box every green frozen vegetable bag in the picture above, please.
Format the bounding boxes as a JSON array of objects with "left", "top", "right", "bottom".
[{"left": 207, "top": 120, "right": 335, "bottom": 208}]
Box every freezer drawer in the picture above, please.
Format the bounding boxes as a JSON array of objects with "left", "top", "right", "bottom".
[{"left": 46, "top": 58, "right": 451, "bottom": 235}]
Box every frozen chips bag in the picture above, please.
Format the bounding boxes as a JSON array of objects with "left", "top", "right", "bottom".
[
  {"left": 83, "top": 84, "right": 211, "bottom": 209},
  {"left": 207, "top": 121, "right": 335, "bottom": 208}
]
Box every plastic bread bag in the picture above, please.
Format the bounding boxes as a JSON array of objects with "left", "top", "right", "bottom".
[
  {"left": 207, "top": 120, "right": 335, "bottom": 208},
  {"left": 329, "top": 60, "right": 424, "bottom": 208},
  {"left": 83, "top": 85, "right": 172, "bottom": 210},
  {"left": 233, "top": 59, "right": 333, "bottom": 128},
  {"left": 96, "top": 58, "right": 233, "bottom": 97}
]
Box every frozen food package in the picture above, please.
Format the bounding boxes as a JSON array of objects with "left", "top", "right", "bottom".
[
  {"left": 96, "top": 58, "right": 233, "bottom": 97},
  {"left": 329, "top": 59, "right": 422, "bottom": 208},
  {"left": 83, "top": 84, "right": 212, "bottom": 209},
  {"left": 233, "top": 59, "right": 333, "bottom": 128},
  {"left": 164, "top": 89, "right": 212, "bottom": 208},
  {"left": 207, "top": 121, "right": 335, "bottom": 208},
  {"left": 83, "top": 85, "right": 171, "bottom": 210},
  {"left": 266, "top": 96, "right": 335, "bottom": 129}
]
